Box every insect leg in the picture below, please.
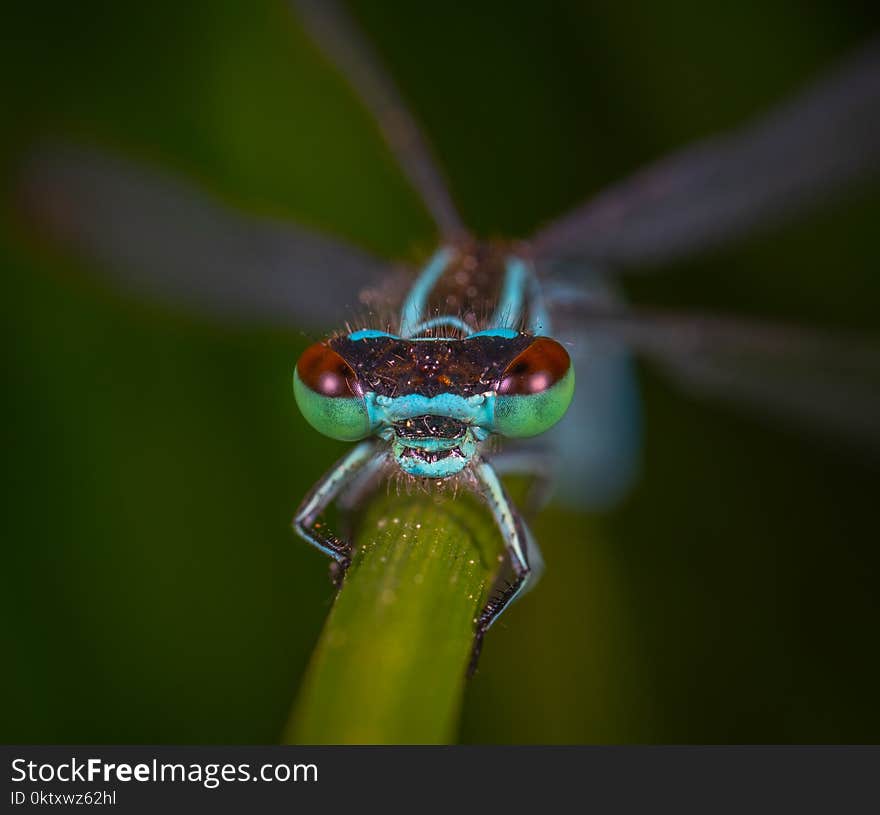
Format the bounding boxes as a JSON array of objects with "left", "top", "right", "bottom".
[
  {"left": 487, "top": 445, "right": 556, "bottom": 517},
  {"left": 336, "top": 448, "right": 390, "bottom": 539},
  {"left": 293, "top": 440, "right": 385, "bottom": 583},
  {"left": 469, "top": 458, "right": 541, "bottom": 676}
]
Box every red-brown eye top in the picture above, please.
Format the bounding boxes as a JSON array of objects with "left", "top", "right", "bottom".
[
  {"left": 297, "top": 342, "right": 362, "bottom": 398},
  {"left": 496, "top": 337, "right": 571, "bottom": 396}
]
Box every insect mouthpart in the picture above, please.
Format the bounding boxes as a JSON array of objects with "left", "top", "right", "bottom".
[
  {"left": 393, "top": 415, "right": 467, "bottom": 441},
  {"left": 390, "top": 415, "right": 477, "bottom": 478},
  {"left": 398, "top": 446, "right": 464, "bottom": 465}
]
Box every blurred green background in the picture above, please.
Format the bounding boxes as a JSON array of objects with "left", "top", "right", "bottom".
[{"left": 2, "top": 0, "right": 879, "bottom": 743}]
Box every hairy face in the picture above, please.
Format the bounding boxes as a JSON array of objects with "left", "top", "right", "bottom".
[{"left": 294, "top": 331, "right": 574, "bottom": 478}]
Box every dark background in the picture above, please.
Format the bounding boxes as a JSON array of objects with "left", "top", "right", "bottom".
[{"left": 2, "top": 0, "right": 879, "bottom": 743}]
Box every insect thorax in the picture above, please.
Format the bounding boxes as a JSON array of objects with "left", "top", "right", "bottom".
[{"left": 356, "top": 240, "right": 537, "bottom": 337}]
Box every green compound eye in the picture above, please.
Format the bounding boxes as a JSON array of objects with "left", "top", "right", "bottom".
[
  {"left": 493, "top": 337, "right": 575, "bottom": 438},
  {"left": 293, "top": 342, "right": 372, "bottom": 441}
]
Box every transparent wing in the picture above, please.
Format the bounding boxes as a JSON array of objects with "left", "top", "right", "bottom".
[
  {"left": 15, "top": 143, "right": 391, "bottom": 330},
  {"left": 549, "top": 294, "right": 880, "bottom": 449},
  {"left": 532, "top": 38, "right": 880, "bottom": 268},
  {"left": 290, "top": 0, "right": 465, "bottom": 240}
]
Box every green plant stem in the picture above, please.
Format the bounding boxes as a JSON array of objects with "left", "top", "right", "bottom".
[{"left": 284, "top": 489, "right": 500, "bottom": 744}]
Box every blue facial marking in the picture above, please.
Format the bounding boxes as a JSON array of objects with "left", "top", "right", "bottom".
[
  {"left": 367, "top": 392, "right": 497, "bottom": 427},
  {"left": 347, "top": 329, "right": 399, "bottom": 341},
  {"left": 468, "top": 327, "right": 520, "bottom": 339}
]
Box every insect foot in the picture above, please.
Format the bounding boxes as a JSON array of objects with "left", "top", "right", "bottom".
[{"left": 328, "top": 557, "right": 350, "bottom": 590}]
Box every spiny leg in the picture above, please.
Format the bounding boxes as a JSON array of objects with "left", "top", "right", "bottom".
[
  {"left": 469, "top": 458, "right": 540, "bottom": 677},
  {"left": 487, "top": 445, "right": 556, "bottom": 518},
  {"left": 293, "top": 440, "right": 385, "bottom": 587}
]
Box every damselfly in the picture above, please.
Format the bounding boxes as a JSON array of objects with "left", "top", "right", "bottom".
[{"left": 18, "top": 1, "right": 880, "bottom": 672}]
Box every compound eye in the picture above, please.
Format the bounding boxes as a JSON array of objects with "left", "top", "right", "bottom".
[
  {"left": 297, "top": 342, "right": 362, "bottom": 398},
  {"left": 293, "top": 343, "right": 371, "bottom": 441},
  {"left": 497, "top": 337, "right": 571, "bottom": 396},
  {"left": 492, "top": 337, "right": 574, "bottom": 439}
]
